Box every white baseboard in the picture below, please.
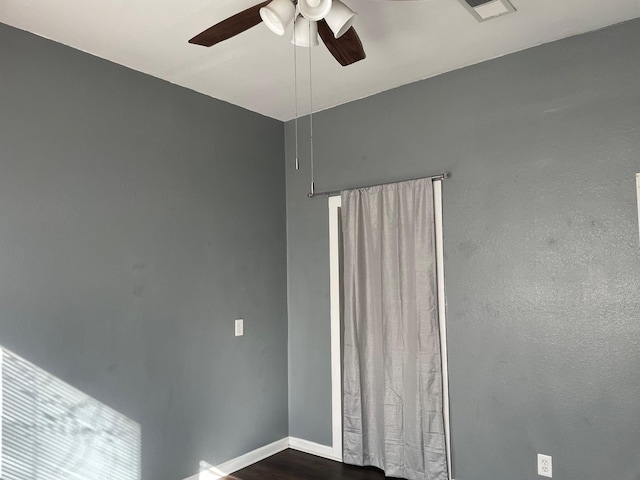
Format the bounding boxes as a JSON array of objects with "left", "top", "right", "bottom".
[
  {"left": 185, "top": 435, "right": 451, "bottom": 480},
  {"left": 183, "top": 436, "right": 344, "bottom": 480},
  {"left": 217, "top": 437, "right": 290, "bottom": 475},
  {"left": 288, "top": 436, "right": 342, "bottom": 462},
  {"left": 187, "top": 437, "right": 289, "bottom": 480}
]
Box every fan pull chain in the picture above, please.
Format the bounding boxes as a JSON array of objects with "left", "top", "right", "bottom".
[
  {"left": 308, "top": 19, "right": 315, "bottom": 196},
  {"left": 293, "top": 15, "right": 299, "bottom": 171}
]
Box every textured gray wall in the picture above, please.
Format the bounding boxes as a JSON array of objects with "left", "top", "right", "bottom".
[
  {"left": 286, "top": 19, "right": 640, "bottom": 480},
  {"left": 0, "top": 23, "right": 287, "bottom": 480}
]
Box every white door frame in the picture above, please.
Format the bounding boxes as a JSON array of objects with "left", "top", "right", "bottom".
[
  {"left": 328, "top": 195, "right": 343, "bottom": 461},
  {"left": 434, "top": 180, "right": 452, "bottom": 480},
  {"left": 328, "top": 181, "right": 452, "bottom": 478}
]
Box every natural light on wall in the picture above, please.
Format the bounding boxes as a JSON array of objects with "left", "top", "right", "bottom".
[{"left": 0, "top": 347, "right": 141, "bottom": 480}]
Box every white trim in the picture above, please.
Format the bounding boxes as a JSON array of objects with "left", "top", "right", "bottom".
[
  {"left": 184, "top": 469, "right": 201, "bottom": 479},
  {"left": 328, "top": 195, "right": 343, "bottom": 461},
  {"left": 636, "top": 173, "right": 640, "bottom": 244},
  {"left": 189, "top": 438, "right": 289, "bottom": 480},
  {"left": 183, "top": 435, "right": 455, "bottom": 480},
  {"left": 215, "top": 438, "right": 289, "bottom": 475},
  {"left": 0, "top": 348, "right": 4, "bottom": 478},
  {"left": 184, "top": 437, "right": 342, "bottom": 480},
  {"left": 289, "top": 437, "right": 342, "bottom": 462},
  {"left": 434, "top": 180, "right": 453, "bottom": 480}
]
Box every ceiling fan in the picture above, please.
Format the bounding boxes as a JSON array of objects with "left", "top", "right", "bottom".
[{"left": 189, "top": 0, "right": 366, "bottom": 66}]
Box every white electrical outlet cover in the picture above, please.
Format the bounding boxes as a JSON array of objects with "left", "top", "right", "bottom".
[{"left": 538, "top": 453, "right": 552, "bottom": 478}]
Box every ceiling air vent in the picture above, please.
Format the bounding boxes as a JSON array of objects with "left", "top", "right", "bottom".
[{"left": 458, "top": 0, "right": 516, "bottom": 22}]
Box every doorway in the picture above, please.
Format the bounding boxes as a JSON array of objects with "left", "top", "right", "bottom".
[{"left": 327, "top": 180, "right": 452, "bottom": 478}]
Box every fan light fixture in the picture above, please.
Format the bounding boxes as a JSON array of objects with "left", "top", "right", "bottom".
[
  {"left": 188, "top": 0, "right": 367, "bottom": 195},
  {"left": 260, "top": 0, "right": 296, "bottom": 36},
  {"left": 325, "top": 0, "right": 356, "bottom": 38},
  {"left": 189, "top": 0, "right": 365, "bottom": 63},
  {"left": 291, "top": 16, "right": 319, "bottom": 47},
  {"left": 298, "top": 0, "right": 333, "bottom": 22}
]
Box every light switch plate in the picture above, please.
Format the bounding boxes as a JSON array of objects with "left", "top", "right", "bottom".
[
  {"left": 636, "top": 173, "right": 640, "bottom": 242},
  {"left": 235, "top": 319, "right": 244, "bottom": 337}
]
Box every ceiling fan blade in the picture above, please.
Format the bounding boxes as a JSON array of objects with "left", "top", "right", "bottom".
[
  {"left": 317, "top": 20, "right": 366, "bottom": 67},
  {"left": 189, "top": 1, "right": 270, "bottom": 47}
]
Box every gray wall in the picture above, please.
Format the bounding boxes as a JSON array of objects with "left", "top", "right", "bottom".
[
  {"left": 286, "top": 18, "right": 640, "bottom": 480},
  {"left": 0, "top": 23, "right": 288, "bottom": 480}
]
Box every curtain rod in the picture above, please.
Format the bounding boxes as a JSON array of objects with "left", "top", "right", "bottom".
[{"left": 307, "top": 172, "right": 450, "bottom": 198}]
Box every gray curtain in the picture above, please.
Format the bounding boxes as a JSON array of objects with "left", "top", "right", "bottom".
[{"left": 341, "top": 178, "right": 448, "bottom": 480}]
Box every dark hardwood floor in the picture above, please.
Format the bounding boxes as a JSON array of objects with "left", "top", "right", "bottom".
[{"left": 221, "top": 449, "right": 402, "bottom": 480}]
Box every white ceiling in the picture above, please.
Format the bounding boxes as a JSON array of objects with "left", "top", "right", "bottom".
[{"left": 1, "top": 0, "right": 639, "bottom": 121}]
